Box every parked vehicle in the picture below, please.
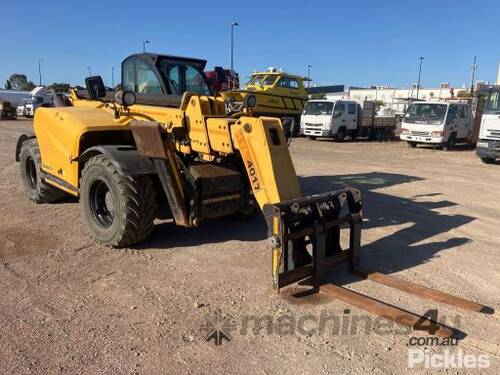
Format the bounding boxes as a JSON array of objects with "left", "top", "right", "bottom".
[
  {"left": 221, "top": 68, "right": 309, "bottom": 137},
  {"left": 400, "top": 101, "right": 476, "bottom": 150},
  {"left": 17, "top": 87, "right": 53, "bottom": 118},
  {"left": 0, "top": 101, "right": 17, "bottom": 120},
  {"left": 205, "top": 66, "right": 239, "bottom": 93},
  {"left": 476, "top": 85, "right": 500, "bottom": 163},
  {"left": 300, "top": 99, "right": 397, "bottom": 141},
  {"left": 0, "top": 89, "right": 29, "bottom": 108}
]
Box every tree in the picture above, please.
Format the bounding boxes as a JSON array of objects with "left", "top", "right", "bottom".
[
  {"left": 7, "top": 74, "right": 36, "bottom": 91},
  {"left": 456, "top": 90, "right": 470, "bottom": 98},
  {"left": 5, "top": 80, "right": 12, "bottom": 89},
  {"left": 48, "top": 82, "right": 70, "bottom": 93}
]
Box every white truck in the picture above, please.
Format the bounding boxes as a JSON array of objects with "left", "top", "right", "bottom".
[
  {"left": 17, "top": 86, "right": 55, "bottom": 117},
  {"left": 400, "top": 100, "right": 476, "bottom": 150},
  {"left": 0, "top": 89, "right": 30, "bottom": 107},
  {"left": 476, "top": 86, "right": 500, "bottom": 163},
  {"left": 300, "top": 99, "right": 397, "bottom": 141}
]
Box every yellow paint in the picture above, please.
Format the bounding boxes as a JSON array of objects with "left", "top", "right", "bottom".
[
  {"left": 220, "top": 70, "right": 309, "bottom": 117},
  {"left": 36, "top": 89, "right": 301, "bottom": 210},
  {"left": 231, "top": 117, "right": 301, "bottom": 206}
]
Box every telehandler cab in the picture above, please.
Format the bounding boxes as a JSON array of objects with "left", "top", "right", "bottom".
[{"left": 16, "top": 53, "right": 491, "bottom": 336}]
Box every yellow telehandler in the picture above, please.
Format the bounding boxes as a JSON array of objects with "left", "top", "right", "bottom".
[{"left": 16, "top": 53, "right": 491, "bottom": 336}]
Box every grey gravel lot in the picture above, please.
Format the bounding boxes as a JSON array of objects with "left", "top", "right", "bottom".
[{"left": 0, "top": 119, "right": 499, "bottom": 374}]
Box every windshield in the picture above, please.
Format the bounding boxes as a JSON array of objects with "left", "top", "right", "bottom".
[
  {"left": 404, "top": 103, "right": 447, "bottom": 125},
  {"left": 246, "top": 74, "right": 277, "bottom": 86},
  {"left": 484, "top": 91, "right": 500, "bottom": 114},
  {"left": 158, "top": 60, "right": 211, "bottom": 96},
  {"left": 303, "top": 101, "right": 334, "bottom": 116}
]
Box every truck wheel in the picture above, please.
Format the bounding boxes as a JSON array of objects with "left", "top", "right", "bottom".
[
  {"left": 336, "top": 127, "right": 346, "bottom": 142},
  {"left": 480, "top": 157, "right": 496, "bottom": 164},
  {"left": 308, "top": 136, "right": 317, "bottom": 140},
  {"left": 443, "top": 133, "right": 457, "bottom": 151},
  {"left": 19, "top": 139, "right": 66, "bottom": 203},
  {"left": 80, "top": 155, "right": 157, "bottom": 247},
  {"left": 407, "top": 142, "right": 417, "bottom": 148}
]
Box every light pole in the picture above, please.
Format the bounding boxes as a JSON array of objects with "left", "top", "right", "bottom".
[
  {"left": 38, "top": 59, "right": 43, "bottom": 86},
  {"left": 143, "top": 40, "right": 150, "bottom": 53},
  {"left": 307, "top": 64, "right": 312, "bottom": 87},
  {"left": 111, "top": 67, "right": 115, "bottom": 88},
  {"left": 470, "top": 56, "right": 477, "bottom": 96},
  {"left": 87, "top": 67, "right": 92, "bottom": 77},
  {"left": 416, "top": 56, "right": 424, "bottom": 99},
  {"left": 230, "top": 22, "right": 238, "bottom": 72}
]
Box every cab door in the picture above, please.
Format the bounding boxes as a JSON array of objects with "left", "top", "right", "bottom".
[
  {"left": 332, "top": 102, "right": 346, "bottom": 132},
  {"left": 446, "top": 105, "right": 459, "bottom": 138},
  {"left": 345, "top": 102, "right": 358, "bottom": 130},
  {"left": 458, "top": 104, "right": 471, "bottom": 139}
]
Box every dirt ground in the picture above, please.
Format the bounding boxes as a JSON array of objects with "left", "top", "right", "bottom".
[{"left": 0, "top": 119, "right": 499, "bottom": 374}]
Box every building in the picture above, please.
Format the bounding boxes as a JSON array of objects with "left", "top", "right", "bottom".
[{"left": 326, "top": 83, "right": 463, "bottom": 114}]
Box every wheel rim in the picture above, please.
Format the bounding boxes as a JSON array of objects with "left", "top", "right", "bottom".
[
  {"left": 89, "top": 179, "right": 114, "bottom": 228},
  {"left": 25, "top": 156, "right": 37, "bottom": 190}
]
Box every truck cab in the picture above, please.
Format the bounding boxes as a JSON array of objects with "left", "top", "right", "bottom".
[
  {"left": 400, "top": 101, "right": 474, "bottom": 150},
  {"left": 476, "top": 86, "right": 500, "bottom": 163},
  {"left": 300, "top": 99, "right": 358, "bottom": 139},
  {"left": 17, "top": 87, "right": 51, "bottom": 118}
]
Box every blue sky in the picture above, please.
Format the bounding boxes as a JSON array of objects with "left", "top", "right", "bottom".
[{"left": 1, "top": 0, "right": 499, "bottom": 89}]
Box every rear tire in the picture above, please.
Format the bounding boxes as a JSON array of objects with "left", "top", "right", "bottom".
[
  {"left": 19, "top": 139, "right": 66, "bottom": 203},
  {"left": 480, "top": 157, "right": 496, "bottom": 164},
  {"left": 80, "top": 155, "right": 157, "bottom": 247}
]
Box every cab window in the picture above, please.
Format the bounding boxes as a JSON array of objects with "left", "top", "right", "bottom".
[
  {"left": 159, "top": 61, "right": 211, "bottom": 96},
  {"left": 278, "top": 77, "right": 299, "bottom": 89},
  {"left": 334, "top": 102, "right": 345, "bottom": 116},
  {"left": 136, "top": 60, "right": 162, "bottom": 94},
  {"left": 348, "top": 103, "right": 356, "bottom": 115},
  {"left": 261, "top": 75, "right": 278, "bottom": 86},
  {"left": 447, "top": 105, "right": 458, "bottom": 121},
  {"left": 460, "top": 105, "right": 468, "bottom": 118},
  {"left": 122, "top": 58, "right": 163, "bottom": 95}
]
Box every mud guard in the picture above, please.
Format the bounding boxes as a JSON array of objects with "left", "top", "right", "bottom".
[
  {"left": 78, "top": 145, "right": 157, "bottom": 175},
  {"left": 15, "top": 132, "right": 36, "bottom": 162}
]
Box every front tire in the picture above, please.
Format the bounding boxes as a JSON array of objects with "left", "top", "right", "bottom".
[
  {"left": 80, "top": 155, "right": 157, "bottom": 247},
  {"left": 19, "top": 139, "right": 66, "bottom": 203},
  {"left": 443, "top": 133, "right": 457, "bottom": 151},
  {"left": 407, "top": 142, "right": 417, "bottom": 148},
  {"left": 308, "top": 136, "right": 317, "bottom": 140},
  {"left": 336, "top": 127, "right": 346, "bottom": 142}
]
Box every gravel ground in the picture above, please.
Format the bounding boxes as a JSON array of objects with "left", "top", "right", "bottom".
[{"left": 0, "top": 119, "right": 499, "bottom": 374}]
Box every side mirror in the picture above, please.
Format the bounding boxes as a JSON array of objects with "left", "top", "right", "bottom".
[
  {"left": 114, "top": 90, "right": 136, "bottom": 107},
  {"left": 85, "top": 76, "right": 106, "bottom": 99}
]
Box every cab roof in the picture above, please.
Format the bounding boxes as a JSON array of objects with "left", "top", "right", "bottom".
[
  {"left": 125, "top": 53, "right": 207, "bottom": 69},
  {"left": 251, "top": 70, "right": 309, "bottom": 81}
]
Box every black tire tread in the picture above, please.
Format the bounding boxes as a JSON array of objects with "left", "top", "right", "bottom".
[
  {"left": 20, "top": 139, "right": 66, "bottom": 203},
  {"left": 80, "top": 155, "right": 157, "bottom": 247}
]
